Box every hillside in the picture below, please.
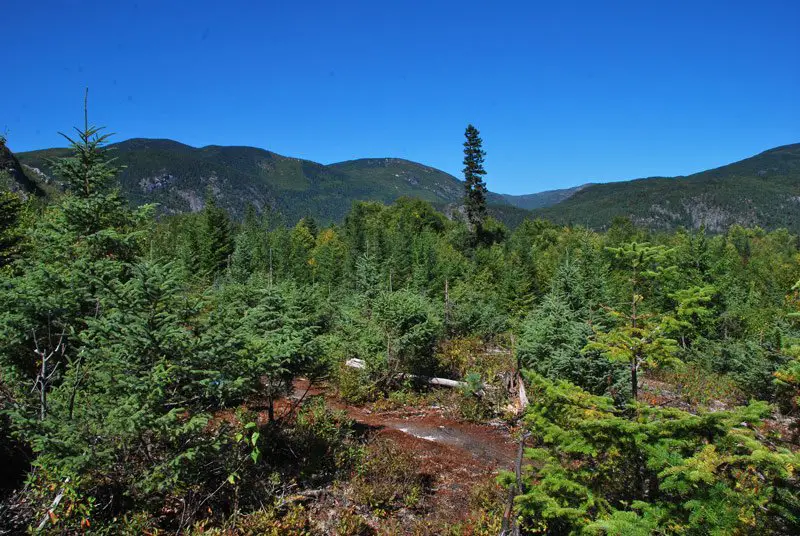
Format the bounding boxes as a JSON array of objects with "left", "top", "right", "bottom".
[
  {"left": 18, "top": 139, "right": 353, "bottom": 223},
  {"left": 534, "top": 143, "right": 800, "bottom": 232},
  {"left": 17, "top": 140, "right": 555, "bottom": 225},
  {"left": 16, "top": 139, "right": 800, "bottom": 233},
  {"left": 500, "top": 184, "right": 590, "bottom": 210},
  {"left": 0, "top": 142, "right": 44, "bottom": 198}
]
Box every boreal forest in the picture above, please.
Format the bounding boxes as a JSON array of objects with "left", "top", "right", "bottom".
[{"left": 1, "top": 116, "right": 799, "bottom": 535}]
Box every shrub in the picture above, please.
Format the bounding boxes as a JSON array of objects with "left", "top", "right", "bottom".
[
  {"left": 649, "top": 363, "right": 746, "bottom": 406},
  {"left": 334, "top": 509, "right": 375, "bottom": 536},
  {"left": 336, "top": 363, "right": 378, "bottom": 404},
  {"left": 351, "top": 438, "right": 428, "bottom": 511},
  {"left": 191, "top": 504, "right": 313, "bottom": 536},
  {"left": 289, "top": 398, "right": 362, "bottom": 485}
]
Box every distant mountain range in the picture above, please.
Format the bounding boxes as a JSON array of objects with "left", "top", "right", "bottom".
[
  {"left": 13, "top": 139, "right": 564, "bottom": 225},
  {"left": 9, "top": 139, "right": 800, "bottom": 232}
]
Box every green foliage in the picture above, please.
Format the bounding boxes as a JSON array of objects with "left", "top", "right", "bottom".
[
  {"left": 289, "top": 397, "right": 361, "bottom": 483},
  {"left": 372, "top": 289, "right": 442, "bottom": 377},
  {"left": 352, "top": 438, "right": 427, "bottom": 511},
  {"left": 7, "top": 114, "right": 800, "bottom": 533},
  {"left": 25, "top": 261, "right": 220, "bottom": 505},
  {"left": 463, "top": 124, "right": 488, "bottom": 232},
  {"left": 511, "top": 372, "right": 800, "bottom": 535},
  {"left": 199, "top": 193, "right": 234, "bottom": 278},
  {"left": 661, "top": 284, "right": 717, "bottom": 348},
  {"left": 586, "top": 242, "right": 680, "bottom": 400},
  {"left": 201, "top": 280, "right": 321, "bottom": 415},
  {"left": 534, "top": 143, "right": 800, "bottom": 233},
  {"left": 0, "top": 188, "right": 25, "bottom": 269},
  {"left": 336, "top": 363, "right": 376, "bottom": 404},
  {"left": 518, "top": 290, "right": 627, "bottom": 398}
]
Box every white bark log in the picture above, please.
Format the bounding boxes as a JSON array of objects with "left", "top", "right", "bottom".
[
  {"left": 344, "top": 358, "right": 468, "bottom": 388},
  {"left": 518, "top": 375, "right": 529, "bottom": 410},
  {"left": 345, "top": 358, "right": 366, "bottom": 369}
]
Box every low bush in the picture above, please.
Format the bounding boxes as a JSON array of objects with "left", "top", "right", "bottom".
[
  {"left": 351, "top": 438, "right": 429, "bottom": 511},
  {"left": 288, "top": 398, "right": 362, "bottom": 485},
  {"left": 336, "top": 363, "right": 378, "bottom": 404},
  {"left": 649, "top": 363, "right": 747, "bottom": 406}
]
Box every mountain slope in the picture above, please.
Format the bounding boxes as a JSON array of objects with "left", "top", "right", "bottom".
[
  {"left": 18, "top": 139, "right": 356, "bottom": 222},
  {"left": 0, "top": 142, "right": 44, "bottom": 197},
  {"left": 18, "top": 140, "right": 570, "bottom": 225},
  {"left": 16, "top": 138, "right": 800, "bottom": 232},
  {"left": 500, "top": 184, "right": 591, "bottom": 210},
  {"left": 327, "top": 158, "right": 465, "bottom": 204},
  {"left": 534, "top": 143, "right": 800, "bottom": 232}
]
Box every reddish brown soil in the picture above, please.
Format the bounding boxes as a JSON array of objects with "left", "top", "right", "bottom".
[
  {"left": 292, "top": 378, "right": 516, "bottom": 463},
  {"left": 289, "top": 378, "right": 518, "bottom": 526}
]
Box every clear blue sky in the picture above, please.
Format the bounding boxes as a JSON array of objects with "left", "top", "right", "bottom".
[{"left": 3, "top": 0, "right": 799, "bottom": 195}]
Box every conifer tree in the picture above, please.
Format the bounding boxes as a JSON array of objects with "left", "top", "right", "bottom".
[
  {"left": 230, "top": 204, "right": 268, "bottom": 283},
  {"left": 511, "top": 372, "right": 800, "bottom": 535},
  {"left": 0, "top": 186, "right": 24, "bottom": 269},
  {"left": 0, "top": 99, "right": 148, "bottom": 421},
  {"left": 199, "top": 193, "right": 233, "bottom": 278},
  {"left": 462, "top": 124, "right": 488, "bottom": 232},
  {"left": 587, "top": 242, "right": 679, "bottom": 400},
  {"left": 39, "top": 261, "right": 218, "bottom": 496}
]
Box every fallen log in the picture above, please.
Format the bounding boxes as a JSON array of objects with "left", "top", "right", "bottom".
[
  {"left": 344, "top": 358, "right": 468, "bottom": 388},
  {"left": 518, "top": 374, "right": 529, "bottom": 410}
]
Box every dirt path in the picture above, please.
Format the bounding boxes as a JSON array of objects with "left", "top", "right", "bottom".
[
  {"left": 291, "top": 378, "right": 516, "bottom": 466},
  {"left": 288, "top": 378, "right": 518, "bottom": 524}
]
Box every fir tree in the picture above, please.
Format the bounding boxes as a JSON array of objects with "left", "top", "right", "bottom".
[
  {"left": 510, "top": 372, "right": 800, "bottom": 535},
  {"left": 462, "top": 124, "right": 488, "bottom": 232},
  {"left": 199, "top": 193, "right": 233, "bottom": 278},
  {"left": 0, "top": 101, "right": 148, "bottom": 424},
  {"left": 230, "top": 204, "right": 268, "bottom": 283},
  {"left": 587, "top": 242, "right": 679, "bottom": 400},
  {"left": 0, "top": 188, "right": 24, "bottom": 269}
]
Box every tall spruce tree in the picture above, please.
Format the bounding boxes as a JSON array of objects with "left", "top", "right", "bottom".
[
  {"left": 462, "top": 124, "right": 488, "bottom": 232},
  {"left": 199, "top": 193, "right": 233, "bottom": 278}
]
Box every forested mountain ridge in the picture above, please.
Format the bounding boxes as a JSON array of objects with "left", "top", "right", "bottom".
[
  {"left": 534, "top": 143, "right": 800, "bottom": 232},
  {"left": 499, "top": 183, "right": 591, "bottom": 210},
  {"left": 15, "top": 139, "right": 800, "bottom": 232},
  {"left": 15, "top": 139, "right": 568, "bottom": 225}
]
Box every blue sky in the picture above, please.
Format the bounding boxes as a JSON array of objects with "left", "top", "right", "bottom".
[{"left": 3, "top": 0, "right": 799, "bottom": 195}]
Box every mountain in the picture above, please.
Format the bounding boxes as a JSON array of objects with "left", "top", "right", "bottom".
[
  {"left": 500, "top": 184, "right": 591, "bottom": 210},
  {"left": 15, "top": 139, "right": 574, "bottom": 225},
  {"left": 533, "top": 143, "right": 800, "bottom": 232},
  {"left": 19, "top": 139, "right": 355, "bottom": 222},
  {"left": 16, "top": 138, "right": 800, "bottom": 233},
  {"left": 0, "top": 141, "right": 44, "bottom": 198}
]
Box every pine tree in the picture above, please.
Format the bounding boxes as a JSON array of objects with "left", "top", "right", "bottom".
[
  {"left": 462, "top": 124, "right": 488, "bottom": 232},
  {"left": 0, "top": 101, "right": 148, "bottom": 423},
  {"left": 510, "top": 372, "right": 800, "bottom": 535},
  {"left": 587, "top": 242, "right": 679, "bottom": 400},
  {"left": 0, "top": 187, "right": 24, "bottom": 269},
  {"left": 199, "top": 193, "right": 233, "bottom": 278}
]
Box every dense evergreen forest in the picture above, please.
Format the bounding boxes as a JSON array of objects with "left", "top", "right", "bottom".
[{"left": 1, "top": 120, "right": 799, "bottom": 535}]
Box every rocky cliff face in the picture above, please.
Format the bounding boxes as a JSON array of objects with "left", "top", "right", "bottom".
[{"left": 0, "top": 141, "right": 43, "bottom": 197}]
